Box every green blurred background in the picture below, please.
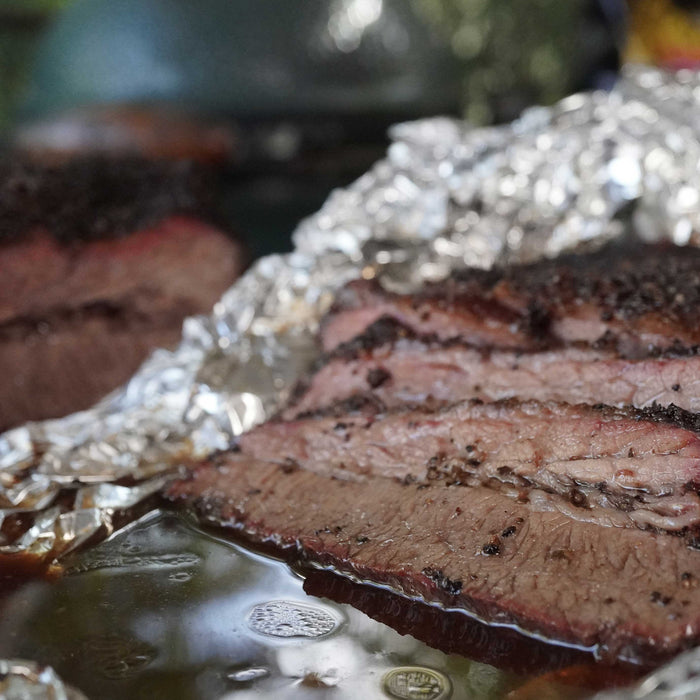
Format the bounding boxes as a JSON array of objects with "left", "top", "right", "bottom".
[
  {"left": 0, "top": 0, "right": 70, "bottom": 130},
  {"left": 0, "top": 0, "right": 617, "bottom": 132}
]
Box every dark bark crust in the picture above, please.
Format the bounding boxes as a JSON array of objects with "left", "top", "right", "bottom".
[{"left": 0, "top": 157, "right": 220, "bottom": 244}]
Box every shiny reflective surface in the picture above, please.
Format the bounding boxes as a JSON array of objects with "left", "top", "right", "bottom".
[{"left": 0, "top": 511, "right": 540, "bottom": 699}]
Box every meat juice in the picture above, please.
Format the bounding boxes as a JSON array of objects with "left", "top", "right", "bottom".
[{"left": 0, "top": 511, "right": 635, "bottom": 699}]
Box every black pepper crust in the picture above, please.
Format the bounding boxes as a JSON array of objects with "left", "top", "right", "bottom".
[
  {"left": 291, "top": 393, "right": 388, "bottom": 421},
  {"left": 452, "top": 240, "right": 700, "bottom": 329},
  {"left": 327, "top": 240, "right": 700, "bottom": 352},
  {"left": 634, "top": 403, "right": 700, "bottom": 434},
  {"left": 328, "top": 316, "right": 424, "bottom": 361},
  {"left": 422, "top": 567, "right": 463, "bottom": 595},
  {"left": 310, "top": 314, "right": 700, "bottom": 388},
  {"left": 0, "top": 157, "right": 221, "bottom": 244}
]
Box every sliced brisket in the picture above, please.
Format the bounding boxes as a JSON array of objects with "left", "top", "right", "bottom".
[
  {"left": 167, "top": 240, "right": 700, "bottom": 668},
  {"left": 168, "top": 453, "right": 700, "bottom": 665},
  {"left": 288, "top": 318, "right": 700, "bottom": 418},
  {"left": 321, "top": 243, "right": 700, "bottom": 355},
  {"left": 0, "top": 158, "right": 246, "bottom": 429},
  {"left": 245, "top": 398, "right": 700, "bottom": 532}
]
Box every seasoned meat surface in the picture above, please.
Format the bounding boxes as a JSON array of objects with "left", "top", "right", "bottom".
[
  {"left": 0, "top": 158, "right": 245, "bottom": 428},
  {"left": 321, "top": 243, "right": 700, "bottom": 355},
  {"left": 288, "top": 318, "right": 700, "bottom": 418},
  {"left": 249, "top": 397, "right": 700, "bottom": 531},
  {"left": 168, "top": 240, "right": 700, "bottom": 667},
  {"left": 168, "top": 453, "right": 700, "bottom": 665}
]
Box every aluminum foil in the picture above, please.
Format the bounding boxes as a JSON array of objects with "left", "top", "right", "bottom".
[
  {"left": 0, "top": 659, "right": 87, "bottom": 699},
  {"left": 3, "top": 64, "right": 700, "bottom": 698}
]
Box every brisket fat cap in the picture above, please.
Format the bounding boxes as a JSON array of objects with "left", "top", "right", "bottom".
[
  {"left": 253, "top": 397, "right": 700, "bottom": 533},
  {"left": 320, "top": 242, "right": 700, "bottom": 355},
  {"left": 167, "top": 453, "right": 700, "bottom": 666}
]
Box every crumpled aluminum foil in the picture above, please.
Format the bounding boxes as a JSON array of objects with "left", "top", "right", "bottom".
[
  {"left": 0, "top": 659, "right": 87, "bottom": 699},
  {"left": 3, "top": 64, "right": 700, "bottom": 698}
]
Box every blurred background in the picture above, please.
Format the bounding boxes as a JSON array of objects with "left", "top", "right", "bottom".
[{"left": 1, "top": 0, "right": 699, "bottom": 256}]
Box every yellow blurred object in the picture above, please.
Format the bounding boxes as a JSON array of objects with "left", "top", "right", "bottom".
[{"left": 626, "top": 0, "right": 700, "bottom": 68}]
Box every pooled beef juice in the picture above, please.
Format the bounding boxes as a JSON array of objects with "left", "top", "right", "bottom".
[{"left": 0, "top": 510, "right": 636, "bottom": 700}]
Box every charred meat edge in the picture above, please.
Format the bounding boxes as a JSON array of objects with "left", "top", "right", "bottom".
[
  {"left": 321, "top": 242, "right": 700, "bottom": 355},
  {"left": 286, "top": 317, "right": 700, "bottom": 419}
]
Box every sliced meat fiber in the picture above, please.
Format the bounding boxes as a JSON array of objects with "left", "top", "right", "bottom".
[
  {"left": 167, "top": 455, "right": 700, "bottom": 666},
  {"left": 321, "top": 276, "right": 526, "bottom": 352},
  {"left": 321, "top": 242, "right": 700, "bottom": 355},
  {"left": 287, "top": 319, "right": 700, "bottom": 418},
  {"left": 243, "top": 398, "right": 700, "bottom": 532}
]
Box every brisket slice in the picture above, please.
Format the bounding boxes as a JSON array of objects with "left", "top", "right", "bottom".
[
  {"left": 0, "top": 307, "right": 186, "bottom": 431},
  {"left": 0, "top": 159, "right": 246, "bottom": 429},
  {"left": 287, "top": 318, "right": 700, "bottom": 418},
  {"left": 243, "top": 398, "right": 700, "bottom": 532},
  {"left": 321, "top": 242, "right": 700, "bottom": 355},
  {"left": 167, "top": 454, "right": 700, "bottom": 666},
  {"left": 0, "top": 216, "right": 242, "bottom": 328},
  {"left": 0, "top": 216, "right": 244, "bottom": 429}
]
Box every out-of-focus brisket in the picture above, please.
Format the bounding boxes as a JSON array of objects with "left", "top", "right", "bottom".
[
  {"left": 0, "top": 158, "right": 246, "bottom": 429},
  {"left": 0, "top": 216, "right": 241, "bottom": 329},
  {"left": 321, "top": 243, "right": 700, "bottom": 355}
]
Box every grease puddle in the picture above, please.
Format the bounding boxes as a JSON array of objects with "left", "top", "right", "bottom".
[{"left": 0, "top": 511, "right": 627, "bottom": 699}]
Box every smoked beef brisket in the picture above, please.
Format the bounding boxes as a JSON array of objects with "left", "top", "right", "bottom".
[
  {"left": 0, "top": 158, "right": 245, "bottom": 429},
  {"left": 291, "top": 242, "right": 700, "bottom": 418},
  {"left": 321, "top": 243, "right": 700, "bottom": 355},
  {"left": 287, "top": 318, "right": 700, "bottom": 418},
  {"left": 243, "top": 398, "right": 700, "bottom": 532},
  {"left": 169, "top": 449, "right": 700, "bottom": 665},
  {"left": 168, "top": 241, "right": 700, "bottom": 666}
]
